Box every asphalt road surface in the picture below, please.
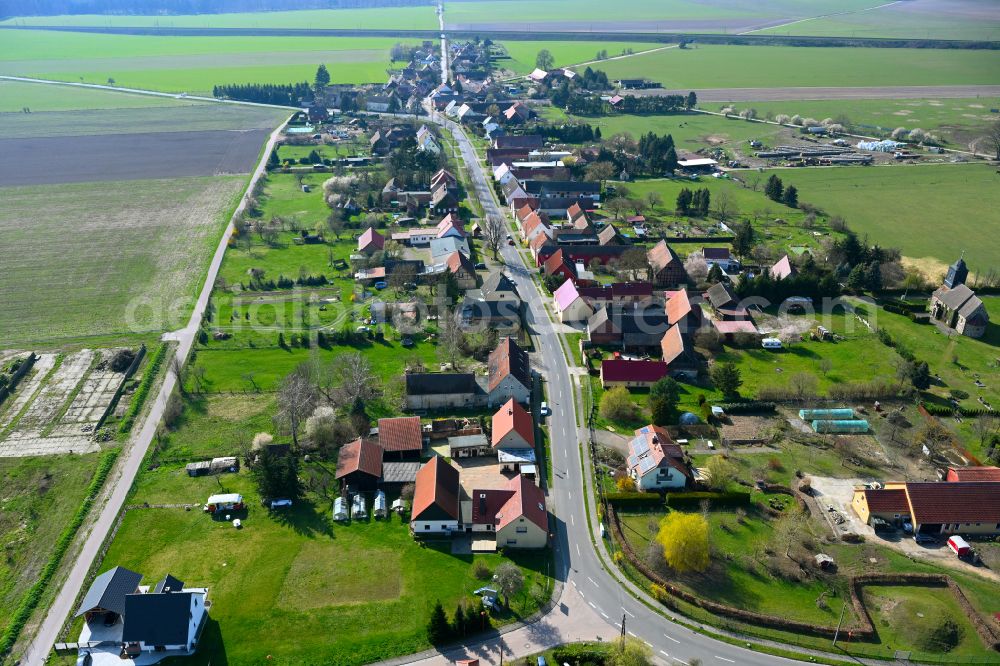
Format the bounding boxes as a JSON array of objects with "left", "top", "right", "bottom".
[{"left": 426, "top": 107, "right": 818, "bottom": 666}]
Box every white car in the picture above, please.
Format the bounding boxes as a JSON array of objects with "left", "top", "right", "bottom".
[{"left": 540, "top": 402, "right": 551, "bottom": 417}]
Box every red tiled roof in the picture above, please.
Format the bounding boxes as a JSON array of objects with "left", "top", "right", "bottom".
[
  {"left": 660, "top": 325, "right": 685, "bottom": 365},
  {"left": 497, "top": 475, "right": 547, "bottom": 532},
  {"left": 335, "top": 438, "right": 383, "bottom": 479},
  {"left": 904, "top": 482, "right": 1000, "bottom": 525},
  {"left": 488, "top": 337, "right": 530, "bottom": 393},
  {"left": 530, "top": 232, "right": 553, "bottom": 252},
  {"left": 665, "top": 289, "right": 694, "bottom": 326},
  {"left": 359, "top": 226, "right": 384, "bottom": 251},
  {"left": 771, "top": 255, "right": 796, "bottom": 280},
  {"left": 946, "top": 466, "right": 1000, "bottom": 482},
  {"left": 446, "top": 250, "right": 474, "bottom": 276},
  {"left": 601, "top": 359, "right": 669, "bottom": 383},
  {"left": 515, "top": 203, "right": 537, "bottom": 221},
  {"left": 377, "top": 416, "right": 422, "bottom": 452},
  {"left": 647, "top": 240, "right": 681, "bottom": 272},
  {"left": 491, "top": 398, "right": 535, "bottom": 448},
  {"left": 863, "top": 488, "right": 909, "bottom": 514},
  {"left": 470, "top": 488, "right": 514, "bottom": 525},
  {"left": 412, "top": 456, "right": 460, "bottom": 521},
  {"left": 566, "top": 202, "right": 586, "bottom": 222},
  {"left": 543, "top": 249, "right": 575, "bottom": 278}
]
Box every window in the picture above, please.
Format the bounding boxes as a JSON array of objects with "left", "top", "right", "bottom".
[
  {"left": 516, "top": 526, "right": 528, "bottom": 533},
  {"left": 506, "top": 539, "right": 517, "bottom": 545},
  {"left": 424, "top": 524, "right": 430, "bottom": 530}
]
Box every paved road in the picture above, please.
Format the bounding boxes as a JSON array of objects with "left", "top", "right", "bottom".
[
  {"left": 424, "top": 107, "right": 819, "bottom": 666},
  {"left": 19, "top": 86, "right": 291, "bottom": 665},
  {"left": 633, "top": 84, "right": 1000, "bottom": 101}
]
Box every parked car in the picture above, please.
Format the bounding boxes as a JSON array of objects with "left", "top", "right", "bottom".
[
  {"left": 474, "top": 262, "right": 487, "bottom": 270},
  {"left": 269, "top": 498, "right": 293, "bottom": 509},
  {"left": 540, "top": 402, "right": 551, "bottom": 416},
  {"left": 76, "top": 652, "right": 92, "bottom": 666},
  {"left": 401, "top": 337, "right": 414, "bottom": 347},
  {"left": 507, "top": 238, "right": 515, "bottom": 245},
  {"left": 914, "top": 533, "right": 936, "bottom": 545},
  {"left": 902, "top": 520, "right": 913, "bottom": 534}
]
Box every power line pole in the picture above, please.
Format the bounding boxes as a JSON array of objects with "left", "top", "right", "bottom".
[
  {"left": 832, "top": 602, "right": 847, "bottom": 647},
  {"left": 621, "top": 613, "right": 626, "bottom": 639}
]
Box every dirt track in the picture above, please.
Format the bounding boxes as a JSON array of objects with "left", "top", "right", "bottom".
[
  {"left": 0, "top": 128, "right": 270, "bottom": 186},
  {"left": 639, "top": 85, "right": 1000, "bottom": 101}
]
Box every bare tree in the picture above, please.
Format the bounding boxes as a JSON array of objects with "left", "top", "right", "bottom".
[
  {"left": 585, "top": 160, "right": 615, "bottom": 187},
  {"left": 972, "top": 413, "right": 999, "bottom": 449},
  {"left": 712, "top": 189, "right": 739, "bottom": 223},
  {"left": 787, "top": 372, "right": 818, "bottom": 400},
  {"left": 481, "top": 215, "right": 506, "bottom": 260},
  {"left": 437, "top": 308, "right": 465, "bottom": 370},
  {"left": 980, "top": 119, "right": 1000, "bottom": 160},
  {"left": 275, "top": 366, "right": 316, "bottom": 447},
  {"left": 307, "top": 351, "right": 382, "bottom": 408},
  {"left": 604, "top": 197, "right": 630, "bottom": 221},
  {"left": 644, "top": 190, "right": 662, "bottom": 213},
  {"left": 617, "top": 248, "right": 650, "bottom": 281}
]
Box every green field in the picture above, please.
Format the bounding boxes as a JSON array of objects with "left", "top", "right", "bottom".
[
  {"left": 0, "top": 454, "right": 102, "bottom": 639},
  {"left": 0, "top": 6, "right": 438, "bottom": 29},
  {"left": 498, "top": 40, "right": 660, "bottom": 74},
  {"left": 0, "top": 31, "right": 417, "bottom": 93},
  {"left": 77, "top": 466, "right": 551, "bottom": 666},
  {"left": 757, "top": 164, "right": 1000, "bottom": 270},
  {"left": 0, "top": 79, "right": 187, "bottom": 112},
  {"left": 713, "top": 97, "right": 1000, "bottom": 148},
  {"left": 0, "top": 176, "right": 244, "bottom": 346},
  {"left": 588, "top": 45, "right": 1000, "bottom": 88}
]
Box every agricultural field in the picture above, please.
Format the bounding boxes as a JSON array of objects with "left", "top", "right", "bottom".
[
  {"left": 0, "top": 79, "right": 188, "bottom": 112},
  {"left": 710, "top": 97, "right": 1000, "bottom": 149},
  {"left": 496, "top": 41, "right": 661, "bottom": 75},
  {"left": 588, "top": 45, "right": 1000, "bottom": 89},
  {"left": 756, "top": 164, "right": 1000, "bottom": 270},
  {"left": 53, "top": 466, "right": 552, "bottom": 666},
  {"left": 0, "top": 84, "right": 288, "bottom": 346},
  {"left": 757, "top": 0, "right": 1000, "bottom": 41},
  {"left": 0, "top": 5, "right": 438, "bottom": 30},
  {"left": 0, "top": 31, "right": 420, "bottom": 94}
]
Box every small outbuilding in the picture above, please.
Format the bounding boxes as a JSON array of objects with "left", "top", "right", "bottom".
[
  {"left": 352, "top": 494, "right": 367, "bottom": 520},
  {"left": 204, "top": 493, "right": 243, "bottom": 513},
  {"left": 374, "top": 490, "right": 388, "bottom": 519},
  {"left": 333, "top": 497, "right": 349, "bottom": 521}
]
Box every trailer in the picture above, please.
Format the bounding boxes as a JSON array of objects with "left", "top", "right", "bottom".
[{"left": 947, "top": 535, "right": 971, "bottom": 557}]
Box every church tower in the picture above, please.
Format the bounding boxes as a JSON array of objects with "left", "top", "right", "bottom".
[{"left": 943, "top": 252, "right": 968, "bottom": 289}]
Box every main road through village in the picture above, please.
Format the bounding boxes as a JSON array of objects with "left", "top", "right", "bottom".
[{"left": 11, "top": 74, "right": 838, "bottom": 666}]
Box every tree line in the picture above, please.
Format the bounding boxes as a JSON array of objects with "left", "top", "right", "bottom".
[
  {"left": 2, "top": 0, "right": 430, "bottom": 15},
  {"left": 213, "top": 82, "right": 312, "bottom": 106},
  {"left": 566, "top": 92, "right": 694, "bottom": 116}
]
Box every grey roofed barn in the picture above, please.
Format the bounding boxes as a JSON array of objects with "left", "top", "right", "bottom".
[{"left": 74, "top": 566, "right": 142, "bottom": 617}]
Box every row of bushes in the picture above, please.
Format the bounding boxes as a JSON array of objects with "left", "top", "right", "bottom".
[
  {"left": 922, "top": 402, "right": 995, "bottom": 418},
  {"left": 0, "top": 450, "right": 119, "bottom": 657},
  {"left": 718, "top": 401, "right": 776, "bottom": 414},
  {"left": 246, "top": 274, "right": 330, "bottom": 291},
  {"left": 882, "top": 303, "right": 929, "bottom": 324},
  {"left": 0, "top": 352, "right": 36, "bottom": 405},
  {"left": 550, "top": 643, "right": 611, "bottom": 666},
  {"left": 666, "top": 491, "right": 751, "bottom": 508},
  {"left": 118, "top": 344, "right": 167, "bottom": 435}
]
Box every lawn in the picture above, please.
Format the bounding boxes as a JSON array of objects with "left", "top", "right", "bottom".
[
  {"left": 79, "top": 467, "right": 552, "bottom": 666},
  {"left": 710, "top": 97, "right": 1000, "bottom": 148},
  {"left": 757, "top": 163, "right": 1000, "bottom": 270},
  {"left": 0, "top": 453, "right": 103, "bottom": 638},
  {"left": 2, "top": 6, "right": 438, "bottom": 29},
  {"left": 0, "top": 31, "right": 419, "bottom": 93},
  {"left": 588, "top": 45, "right": 1000, "bottom": 88},
  {"left": 863, "top": 585, "right": 987, "bottom": 657},
  {"left": 0, "top": 176, "right": 245, "bottom": 346}
]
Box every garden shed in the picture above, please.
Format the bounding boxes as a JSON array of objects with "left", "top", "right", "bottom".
[
  {"left": 374, "top": 490, "right": 387, "bottom": 519},
  {"left": 352, "top": 494, "right": 367, "bottom": 519}
]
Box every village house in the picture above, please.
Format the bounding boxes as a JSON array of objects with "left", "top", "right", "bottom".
[
  {"left": 357, "top": 227, "right": 385, "bottom": 255},
  {"left": 702, "top": 247, "right": 740, "bottom": 273},
  {"left": 598, "top": 224, "right": 625, "bottom": 246},
  {"left": 493, "top": 135, "right": 544, "bottom": 151},
  {"left": 446, "top": 250, "right": 478, "bottom": 289},
  {"left": 587, "top": 303, "right": 670, "bottom": 350},
  {"left": 659, "top": 324, "right": 697, "bottom": 374},
  {"left": 430, "top": 186, "right": 460, "bottom": 215},
  {"left": 488, "top": 337, "right": 532, "bottom": 406},
  {"left": 492, "top": 398, "right": 535, "bottom": 450},
  {"left": 626, "top": 425, "right": 692, "bottom": 491},
  {"left": 411, "top": 455, "right": 461, "bottom": 534},
  {"left": 665, "top": 289, "right": 704, "bottom": 335},
  {"left": 600, "top": 359, "right": 670, "bottom": 389},
  {"left": 647, "top": 240, "right": 687, "bottom": 287},
  {"left": 770, "top": 255, "right": 797, "bottom": 281},
  {"left": 415, "top": 124, "right": 440, "bottom": 154},
  {"left": 471, "top": 475, "right": 548, "bottom": 548},
  {"left": 852, "top": 480, "right": 1000, "bottom": 536},
  {"left": 542, "top": 249, "right": 578, "bottom": 283},
  {"left": 75, "top": 567, "right": 208, "bottom": 661},
  {"left": 436, "top": 213, "right": 467, "bottom": 239},
  {"left": 404, "top": 372, "right": 488, "bottom": 410},
  {"left": 430, "top": 236, "right": 471, "bottom": 262}
]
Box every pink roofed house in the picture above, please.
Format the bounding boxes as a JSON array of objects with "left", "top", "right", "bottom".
[
  {"left": 771, "top": 255, "right": 797, "bottom": 281},
  {"left": 358, "top": 227, "right": 384, "bottom": 254},
  {"left": 553, "top": 280, "right": 594, "bottom": 323}
]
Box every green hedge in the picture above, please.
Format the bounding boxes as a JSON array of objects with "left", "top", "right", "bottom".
[
  {"left": 605, "top": 492, "right": 665, "bottom": 508},
  {"left": 0, "top": 450, "right": 119, "bottom": 657},
  {"left": 666, "top": 491, "right": 751, "bottom": 508},
  {"left": 923, "top": 402, "right": 995, "bottom": 418},
  {"left": 118, "top": 344, "right": 167, "bottom": 434},
  {"left": 719, "top": 401, "right": 776, "bottom": 414}
]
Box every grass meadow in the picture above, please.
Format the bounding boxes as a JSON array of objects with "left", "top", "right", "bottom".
[
  {"left": 0, "top": 31, "right": 419, "bottom": 93},
  {"left": 497, "top": 41, "right": 660, "bottom": 74},
  {"left": 0, "top": 454, "right": 103, "bottom": 641},
  {"left": 759, "top": 5, "right": 1000, "bottom": 42},
  {"left": 0, "top": 79, "right": 188, "bottom": 112},
  {"left": 757, "top": 164, "right": 1000, "bottom": 270},
  {"left": 589, "top": 45, "right": 1000, "bottom": 88},
  {"left": 66, "top": 466, "right": 552, "bottom": 666}
]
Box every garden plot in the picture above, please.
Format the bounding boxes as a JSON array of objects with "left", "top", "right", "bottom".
[
  {"left": 0, "top": 353, "right": 55, "bottom": 428},
  {"left": 0, "top": 349, "right": 129, "bottom": 457}
]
